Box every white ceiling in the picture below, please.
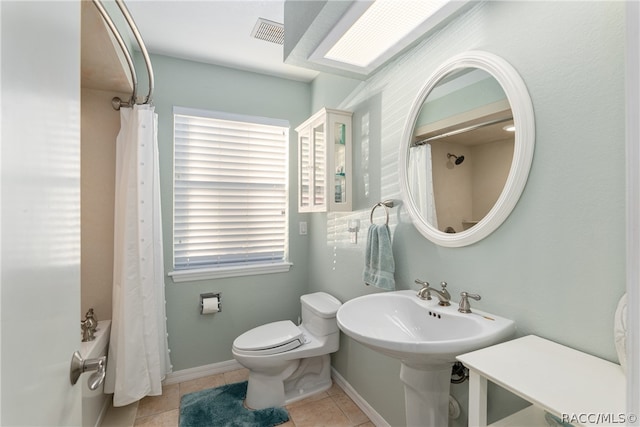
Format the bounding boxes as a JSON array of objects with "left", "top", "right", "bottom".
[{"left": 125, "top": 0, "right": 319, "bottom": 82}]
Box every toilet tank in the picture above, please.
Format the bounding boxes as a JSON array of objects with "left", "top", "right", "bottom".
[{"left": 300, "top": 292, "right": 342, "bottom": 337}]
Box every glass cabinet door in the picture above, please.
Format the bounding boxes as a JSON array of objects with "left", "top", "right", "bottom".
[
  {"left": 327, "top": 112, "right": 351, "bottom": 212},
  {"left": 333, "top": 121, "right": 347, "bottom": 204}
]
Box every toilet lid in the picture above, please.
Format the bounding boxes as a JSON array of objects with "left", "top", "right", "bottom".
[{"left": 233, "top": 320, "right": 304, "bottom": 355}]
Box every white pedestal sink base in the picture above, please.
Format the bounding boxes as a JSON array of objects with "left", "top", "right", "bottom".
[
  {"left": 400, "top": 363, "right": 452, "bottom": 427},
  {"left": 336, "top": 291, "right": 516, "bottom": 426}
]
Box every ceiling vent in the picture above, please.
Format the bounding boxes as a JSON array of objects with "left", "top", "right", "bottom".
[{"left": 251, "top": 18, "right": 284, "bottom": 45}]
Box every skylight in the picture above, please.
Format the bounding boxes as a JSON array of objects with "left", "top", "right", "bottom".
[
  {"left": 325, "top": 0, "right": 450, "bottom": 68},
  {"left": 309, "top": 0, "right": 468, "bottom": 75}
]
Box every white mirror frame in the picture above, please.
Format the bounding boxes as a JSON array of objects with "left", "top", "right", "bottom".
[{"left": 399, "top": 51, "right": 535, "bottom": 247}]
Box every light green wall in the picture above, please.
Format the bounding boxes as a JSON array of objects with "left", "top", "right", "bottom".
[
  {"left": 309, "top": 2, "right": 625, "bottom": 426},
  {"left": 310, "top": 73, "right": 362, "bottom": 113},
  {"left": 140, "top": 1, "right": 624, "bottom": 424},
  {"left": 148, "top": 53, "right": 312, "bottom": 370}
]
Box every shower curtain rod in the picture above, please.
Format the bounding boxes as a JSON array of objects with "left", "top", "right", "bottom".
[
  {"left": 92, "top": 0, "right": 154, "bottom": 110},
  {"left": 411, "top": 116, "right": 513, "bottom": 147}
]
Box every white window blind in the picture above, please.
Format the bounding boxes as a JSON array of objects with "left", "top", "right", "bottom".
[{"left": 172, "top": 107, "right": 289, "bottom": 273}]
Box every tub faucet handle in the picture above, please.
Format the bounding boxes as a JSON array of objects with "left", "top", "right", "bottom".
[
  {"left": 84, "top": 308, "right": 98, "bottom": 334},
  {"left": 81, "top": 320, "right": 95, "bottom": 342}
]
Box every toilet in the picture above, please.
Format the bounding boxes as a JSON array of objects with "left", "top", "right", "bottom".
[{"left": 232, "top": 292, "right": 342, "bottom": 409}]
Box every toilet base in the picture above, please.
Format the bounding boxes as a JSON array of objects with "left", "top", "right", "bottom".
[
  {"left": 245, "top": 359, "right": 299, "bottom": 409},
  {"left": 245, "top": 354, "right": 332, "bottom": 409},
  {"left": 283, "top": 354, "right": 332, "bottom": 405}
]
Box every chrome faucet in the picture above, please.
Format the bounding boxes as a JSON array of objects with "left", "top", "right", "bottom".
[
  {"left": 431, "top": 282, "right": 451, "bottom": 306},
  {"left": 415, "top": 280, "right": 451, "bottom": 306}
]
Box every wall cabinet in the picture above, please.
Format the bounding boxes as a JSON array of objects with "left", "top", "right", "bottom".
[{"left": 296, "top": 108, "right": 352, "bottom": 212}]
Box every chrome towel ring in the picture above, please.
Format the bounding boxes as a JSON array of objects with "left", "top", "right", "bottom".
[{"left": 370, "top": 200, "right": 395, "bottom": 225}]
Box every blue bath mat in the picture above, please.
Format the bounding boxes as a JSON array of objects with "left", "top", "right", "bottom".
[{"left": 179, "top": 381, "right": 290, "bottom": 427}]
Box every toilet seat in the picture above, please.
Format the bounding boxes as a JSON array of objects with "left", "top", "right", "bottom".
[{"left": 233, "top": 320, "right": 304, "bottom": 355}]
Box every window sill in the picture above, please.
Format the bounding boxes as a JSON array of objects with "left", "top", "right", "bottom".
[{"left": 169, "top": 262, "right": 292, "bottom": 283}]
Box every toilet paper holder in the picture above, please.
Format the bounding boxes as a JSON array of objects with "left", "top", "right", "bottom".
[{"left": 200, "top": 292, "right": 221, "bottom": 314}]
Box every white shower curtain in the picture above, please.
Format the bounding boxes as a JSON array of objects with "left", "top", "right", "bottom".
[
  {"left": 409, "top": 144, "right": 438, "bottom": 228},
  {"left": 104, "top": 104, "right": 172, "bottom": 407}
]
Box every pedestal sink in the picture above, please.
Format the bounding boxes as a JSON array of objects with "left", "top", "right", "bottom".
[{"left": 336, "top": 290, "right": 515, "bottom": 426}]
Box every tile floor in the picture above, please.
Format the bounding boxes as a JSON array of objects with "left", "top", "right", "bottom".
[{"left": 103, "top": 368, "right": 374, "bottom": 427}]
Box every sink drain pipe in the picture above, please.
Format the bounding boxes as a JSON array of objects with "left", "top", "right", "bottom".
[
  {"left": 448, "top": 362, "right": 467, "bottom": 420},
  {"left": 451, "top": 361, "right": 468, "bottom": 384}
]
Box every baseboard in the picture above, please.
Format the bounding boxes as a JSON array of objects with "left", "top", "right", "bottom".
[
  {"left": 331, "top": 367, "right": 391, "bottom": 427},
  {"left": 163, "top": 359, "right": 244, "bottom": 385}
]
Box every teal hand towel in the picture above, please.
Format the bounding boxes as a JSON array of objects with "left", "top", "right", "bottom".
[{"left": 363, "top": 224, "right": 395, "bottom": 290}]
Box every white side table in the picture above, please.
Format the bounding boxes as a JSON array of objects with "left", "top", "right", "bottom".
[{"left": 457, "top": 335, "right": 626, "bottom": 426}]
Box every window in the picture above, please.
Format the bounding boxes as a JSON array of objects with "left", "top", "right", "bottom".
[{"left": 170, "top": 107, "right": 290, "bottom": 282}]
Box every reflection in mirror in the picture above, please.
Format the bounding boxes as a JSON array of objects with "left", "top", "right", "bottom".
[
  {"left": 408, "top": 68, "right": 515, "bottom": 233},
  {"left": 399, "top": 51, "right": 535, "bottom": 248}
]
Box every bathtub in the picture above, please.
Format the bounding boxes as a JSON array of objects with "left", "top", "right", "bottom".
[{"left": 81, "top": 319, "right": 111, "bottom": 427}]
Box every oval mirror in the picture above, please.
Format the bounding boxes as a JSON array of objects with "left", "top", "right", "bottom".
[{"left": 399, "top": 51, "right": 535, "bottom": 247}]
